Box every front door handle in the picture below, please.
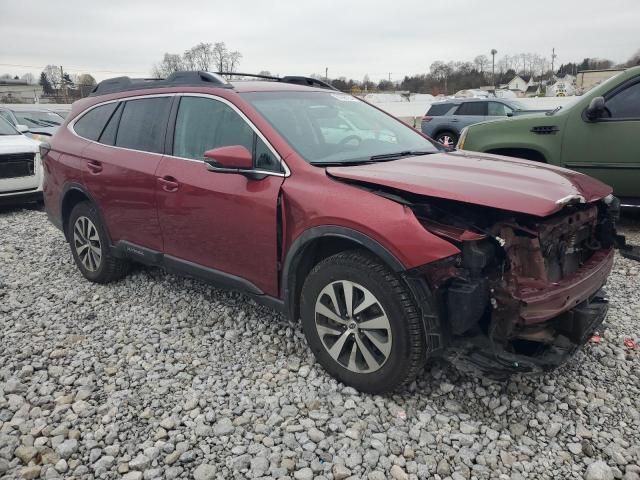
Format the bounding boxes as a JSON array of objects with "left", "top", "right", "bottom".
[
  {"left": 158, "top": 176, "right": 179, "bottom": 192},
  {"left": 87, "top": 160, "right": 102, "bottom": 174}
]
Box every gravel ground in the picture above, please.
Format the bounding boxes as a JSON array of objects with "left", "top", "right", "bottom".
[{"left": 1, "top": 208, "right": 639, "bottom": 480}]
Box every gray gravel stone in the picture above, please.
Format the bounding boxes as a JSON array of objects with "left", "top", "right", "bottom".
[
  {"left": 193, "top": 463, "right": 216, "bottom": 480},
  {"left": 1, "top": 210, "right": 639, "bottom": 480}
]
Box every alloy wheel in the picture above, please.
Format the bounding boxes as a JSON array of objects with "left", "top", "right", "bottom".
[
  {"left": 438, "top": 135, "right": 455, "bottom": 147},
  {"left": 314, "top": 280, "right": 392, "bottom": 373},
  {"left": 73, "top": 216, "right": 102, "bottom": 272}
]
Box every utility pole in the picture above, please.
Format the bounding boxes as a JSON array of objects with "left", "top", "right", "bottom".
[
  {"left": 491, "top": 49, "right": 498, "bottom": 88},
  {"left": 325, "top": 67, "right": 328, "bottom": 82},
  {"left": 551, "top": 47, "right": 557, "bottom": 77},
  {"left": 388, "top": 72, "right": 391, "bottom": 82},
  {"left": 60, "top": 65, "right": 67, "bottom": 103}
]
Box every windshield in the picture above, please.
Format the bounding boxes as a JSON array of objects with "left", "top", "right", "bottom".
[
  {"left": 506, "top": 100, "right": 527, "bottom": 111},
  {"left": 242, "top": 91, "right": 440, "bottom": 165},
  {"left": 14, "top": 110, "right": 64, "bottom": 128},
  {"left": 0, "top": 116, "right": 19, "bottom": 135}
]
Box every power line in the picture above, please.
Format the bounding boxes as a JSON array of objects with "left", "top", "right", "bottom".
[{"left": 0, "top": 63, "right": 149, "bottom": 75}]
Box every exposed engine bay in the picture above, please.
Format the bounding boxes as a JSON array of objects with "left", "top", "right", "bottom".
[{"left": 374, "top": 187, "right": 636, "bottom": 376}]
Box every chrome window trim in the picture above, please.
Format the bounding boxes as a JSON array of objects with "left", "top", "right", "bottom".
[{"left": 68, "top": 92, "right": 291, "bottom": 177}]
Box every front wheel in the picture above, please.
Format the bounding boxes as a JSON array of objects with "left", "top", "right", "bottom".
[{"left": 300, "top": 250, "right": 426, "bottom": 393}]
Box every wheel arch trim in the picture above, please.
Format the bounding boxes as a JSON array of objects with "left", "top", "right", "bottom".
[
  {"left": 60, "top": 183, "right": 112, "bottom": 243},
  {"left": 281, "top": 225, "right": 406, "bottom": 319}
]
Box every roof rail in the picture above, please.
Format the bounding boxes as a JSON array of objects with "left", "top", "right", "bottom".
[
  {"left": 90, "top": 71, "right": 232, "bottom": 96},
  {"left": 217, "top": 72, "right": 339, "bottom": 91}
]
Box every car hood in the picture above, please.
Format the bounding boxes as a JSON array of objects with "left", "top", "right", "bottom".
[
  {"left": 28, "top": 126, "right": 58, "bottom": 135},
  {"left": 0, "top": 134, "right": 40, "bottom": 154},
  {"left": 327, "top": 151, "right": 612, "bottom": 217}
]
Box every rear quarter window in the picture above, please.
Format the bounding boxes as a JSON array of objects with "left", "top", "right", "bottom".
[
  {"left": 74, "top": 103, "right": 119, "bottom": 141},
  {"left": 426, "top": 103, "right": 454, "bottom": 116}
]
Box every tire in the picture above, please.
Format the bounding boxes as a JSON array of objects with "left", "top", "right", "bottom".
[
  {"left": 67, "top": 201, "right": 129, "bottom": 283},
  {"left": 435, "top": 131, "right": 458, "bottom": 148},
  {"left": 300, "top": 250, "right": 426, "bottom": 393}
]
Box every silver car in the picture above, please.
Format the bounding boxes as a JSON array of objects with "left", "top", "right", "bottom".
[
  {"left": 420, "top": 98, "right": 544, "bottom": 147},
  {"left": 0, "top": 106, "right": 65, "bottom": 142}
]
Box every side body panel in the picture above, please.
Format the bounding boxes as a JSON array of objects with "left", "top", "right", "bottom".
[
  {"left": 279, "top": 167, "right": 461, "bottom": 271},
  {"left": 81, "top": 142, "right": 164, "bottom": 251},
  {"left": 155, "top": 156, "right": 284, "bottom": 296}
]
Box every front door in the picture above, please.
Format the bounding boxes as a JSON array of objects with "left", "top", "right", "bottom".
[
  {"left": 561, "top": 77, "right": 640, "bottom": 199},
  {"left": 155, "top": 95, "right": 285, "bottom": 296}
]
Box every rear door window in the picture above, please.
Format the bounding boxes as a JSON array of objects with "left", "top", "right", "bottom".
[
  {"left": 115, "top": 97, "right": 171, "bottom": 153},
  {"left": 427, "top": 103, "right": 454, "bottom": 116},
  {"left": 74, "top": 103, "right": 119, "bottom": 141},
  {"left": 454, "top": 102, "right": 487, "bottom": 116}
]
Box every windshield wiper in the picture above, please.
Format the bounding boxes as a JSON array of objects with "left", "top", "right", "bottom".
[
  {"left": 546, "top": 106, "right": 562, "bottom": 116},
  {"left": 368, "top": 150, "right": 434, "bottom": 161}
]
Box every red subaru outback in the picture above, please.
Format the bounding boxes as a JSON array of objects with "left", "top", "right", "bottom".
[{"left": 42, "top": 71, "right": 637, "bottom": 392}]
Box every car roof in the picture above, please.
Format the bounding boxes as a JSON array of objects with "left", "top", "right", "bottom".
[
  {"left": 89, "top": 72, "right": 338, "bottom": 98},
  {"left": 229, "top": 80, "right": 333, "bottom": 93},
  {"left": 431, "top": 97, "right": 504, "bottom": 105}
]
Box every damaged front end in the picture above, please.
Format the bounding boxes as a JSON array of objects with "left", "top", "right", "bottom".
[{"left": 408, "top": 194, "right": 634, "bottom": 377}]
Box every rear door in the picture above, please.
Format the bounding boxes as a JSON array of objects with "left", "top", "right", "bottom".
[
  {"left": 155, "top": 94, "right": 285, "bottom": 296},
  {"left": 79, "top": 96, "right": 172, "bottom": 251},
  {"left": 561, "top": 77, "right": 640, "bottom": 198},
  {"left": 453, "top": 101, "right": 488, "bottom": 130}
]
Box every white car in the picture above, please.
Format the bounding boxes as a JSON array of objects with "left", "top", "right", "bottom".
[{"left": 0, "top": 117, "right": 43, "bottom": 205}]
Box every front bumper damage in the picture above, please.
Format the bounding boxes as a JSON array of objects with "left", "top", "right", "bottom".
[
  {"left": 410, "top": 195, "right": 639, "bottom": 378},
  {"left": 445, "top": 290, "right": 609, "bottom": 377}
]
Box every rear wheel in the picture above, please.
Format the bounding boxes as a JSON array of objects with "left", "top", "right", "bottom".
[
  {"left": 67, "top": 202, "right": 129, "bottom": 283},
  {"left": 435, "top": 131, "right": 458, "bottom": 148},
  {"left": 300, "top": 250, "right": 426, "bottom": 393}
]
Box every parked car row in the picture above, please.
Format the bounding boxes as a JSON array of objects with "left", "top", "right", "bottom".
[{"left": 37, "top": 70, "right": 638, "bottom": 393}]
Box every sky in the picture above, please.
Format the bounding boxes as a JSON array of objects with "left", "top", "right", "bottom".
[{"left": 1, "top": 0, "right": 639, "bottom": 83}]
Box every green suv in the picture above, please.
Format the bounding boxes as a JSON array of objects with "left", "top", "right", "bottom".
[{"left": 458, "top": 66, "right": 640, "bottom": 204}]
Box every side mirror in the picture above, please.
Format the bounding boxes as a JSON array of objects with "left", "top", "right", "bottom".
[
  {"left": 506, "top": 112, "right": 514, "bottom": 117},
  {"left": 16, "top": 124, "right": 30, "bottom": 133},
  {"left": 204, "top": 145, "right": 253, "bottom": 170},
  {"left": 585, "top": 96, "right": 606, "bottom": 121}
]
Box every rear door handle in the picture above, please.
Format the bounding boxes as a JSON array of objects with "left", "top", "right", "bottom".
[
  {"left": 157, "top": 176, "right": 179, "bottom": 192},
  {"left": 451, "top": 119, "right": 460, "bottom": 123},
  {"left": 87, "top": 160, "right": 102, "bottom": 174}
]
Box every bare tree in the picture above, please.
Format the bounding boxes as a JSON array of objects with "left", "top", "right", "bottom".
[
  {"left": 473, "top": 55, "right": 489, "bottom": 73},
  {"left": 213, "top": 42, "right": 228, "bottom": 72},
  {"left": 226, "top": 51, "right": 242, "bottom": 73},
  {"left": 43, "top": 65, "right": 62, "bottom": 90},
  {"left": 152, "top": 53, "right": 184, "bottom": 78},
  {"left": 184, "top": 42, "right": 215, "bottom": 71},
  {"left": 626, "top": 49, "right": 640, "bottom": 66},
  {"left": 20, "top": 73, "right": 35, "bottom": 84}
]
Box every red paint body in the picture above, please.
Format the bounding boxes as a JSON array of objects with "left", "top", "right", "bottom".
[{"left": 43, "top": 82, "right": 612, "bottom": 302}]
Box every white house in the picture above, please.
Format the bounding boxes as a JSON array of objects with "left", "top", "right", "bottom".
[{"left": 506, "top": 75, "right": 534, "bottom": 94}]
